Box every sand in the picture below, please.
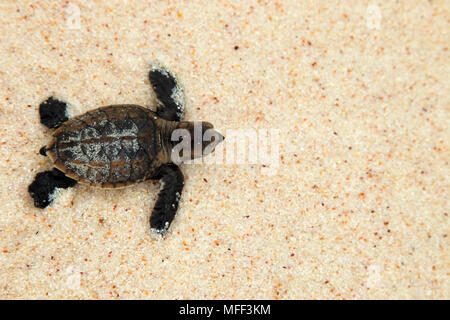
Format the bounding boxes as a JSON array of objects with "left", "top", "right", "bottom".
[{"left": 0, "top": 0, "right": 448, "bottom": 299}]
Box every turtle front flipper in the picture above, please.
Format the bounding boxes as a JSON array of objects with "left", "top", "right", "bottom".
[
  {"left": 149, "top": 63, "right": 185, "bottom": 122},
  {"left": 39, "top": 96, "right": 70, "bottom": 129},
  {"left": 149, "top": 164, "right": 185, "bottom": 237},
  {"left": 28, "top": 169, "right": 77, "bottom": 209}
]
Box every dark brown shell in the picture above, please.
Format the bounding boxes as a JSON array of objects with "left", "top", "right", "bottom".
[{"left": 47, "top": 105, "right": 167, "bottom": 188}]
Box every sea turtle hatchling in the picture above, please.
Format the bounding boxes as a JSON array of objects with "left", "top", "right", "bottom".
[{"left": 28, "top": 63, "right": 224, "bottom": 237}]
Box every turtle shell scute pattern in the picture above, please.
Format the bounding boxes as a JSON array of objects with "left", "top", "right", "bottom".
[{"left": 47, "top": 105, "right": 161, "bottom": 188}]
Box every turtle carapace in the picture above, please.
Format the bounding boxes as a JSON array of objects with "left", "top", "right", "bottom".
[{"left": 28, "top": 63, "right": 224, "bottom": 237}]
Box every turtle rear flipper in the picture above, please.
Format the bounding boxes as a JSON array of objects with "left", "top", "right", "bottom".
[
  {"left": 28, "top": 169, "right": 77, "bottom": 208},
  {"left": 39, "top": 96, "right": 69, "bottom": 129},
  {"left": 149, "top": 63, "right": 185, "bottom": 122},
  {"left": 150, "top": 164, "right": 184, "bottom": 236}
]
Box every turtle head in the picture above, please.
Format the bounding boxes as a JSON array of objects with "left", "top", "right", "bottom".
[{"left": 170, "top": 121, "right": 224, "bottom": 162}]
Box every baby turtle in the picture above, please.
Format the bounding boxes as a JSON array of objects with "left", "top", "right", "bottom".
[{"left": 28, "top": 63, "right": 224, "bottom": 237}]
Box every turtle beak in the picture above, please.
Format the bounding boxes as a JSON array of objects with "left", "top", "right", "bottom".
[
  {"left": 216, "top": 131, "right": 225, "bottom": 142},
  {"left": 211, "top": 130, "right": 224, "bottom": 153},
  {"left": 212, "top": 130, "right": 225, "bottom": 146},
  {"left": 199, "top": 129, "right": 224, "bottom": 157}
]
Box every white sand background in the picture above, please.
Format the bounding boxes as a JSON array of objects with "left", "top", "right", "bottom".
[{"left": 0, "top": 0, "right": 448, "bottom": 299}]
